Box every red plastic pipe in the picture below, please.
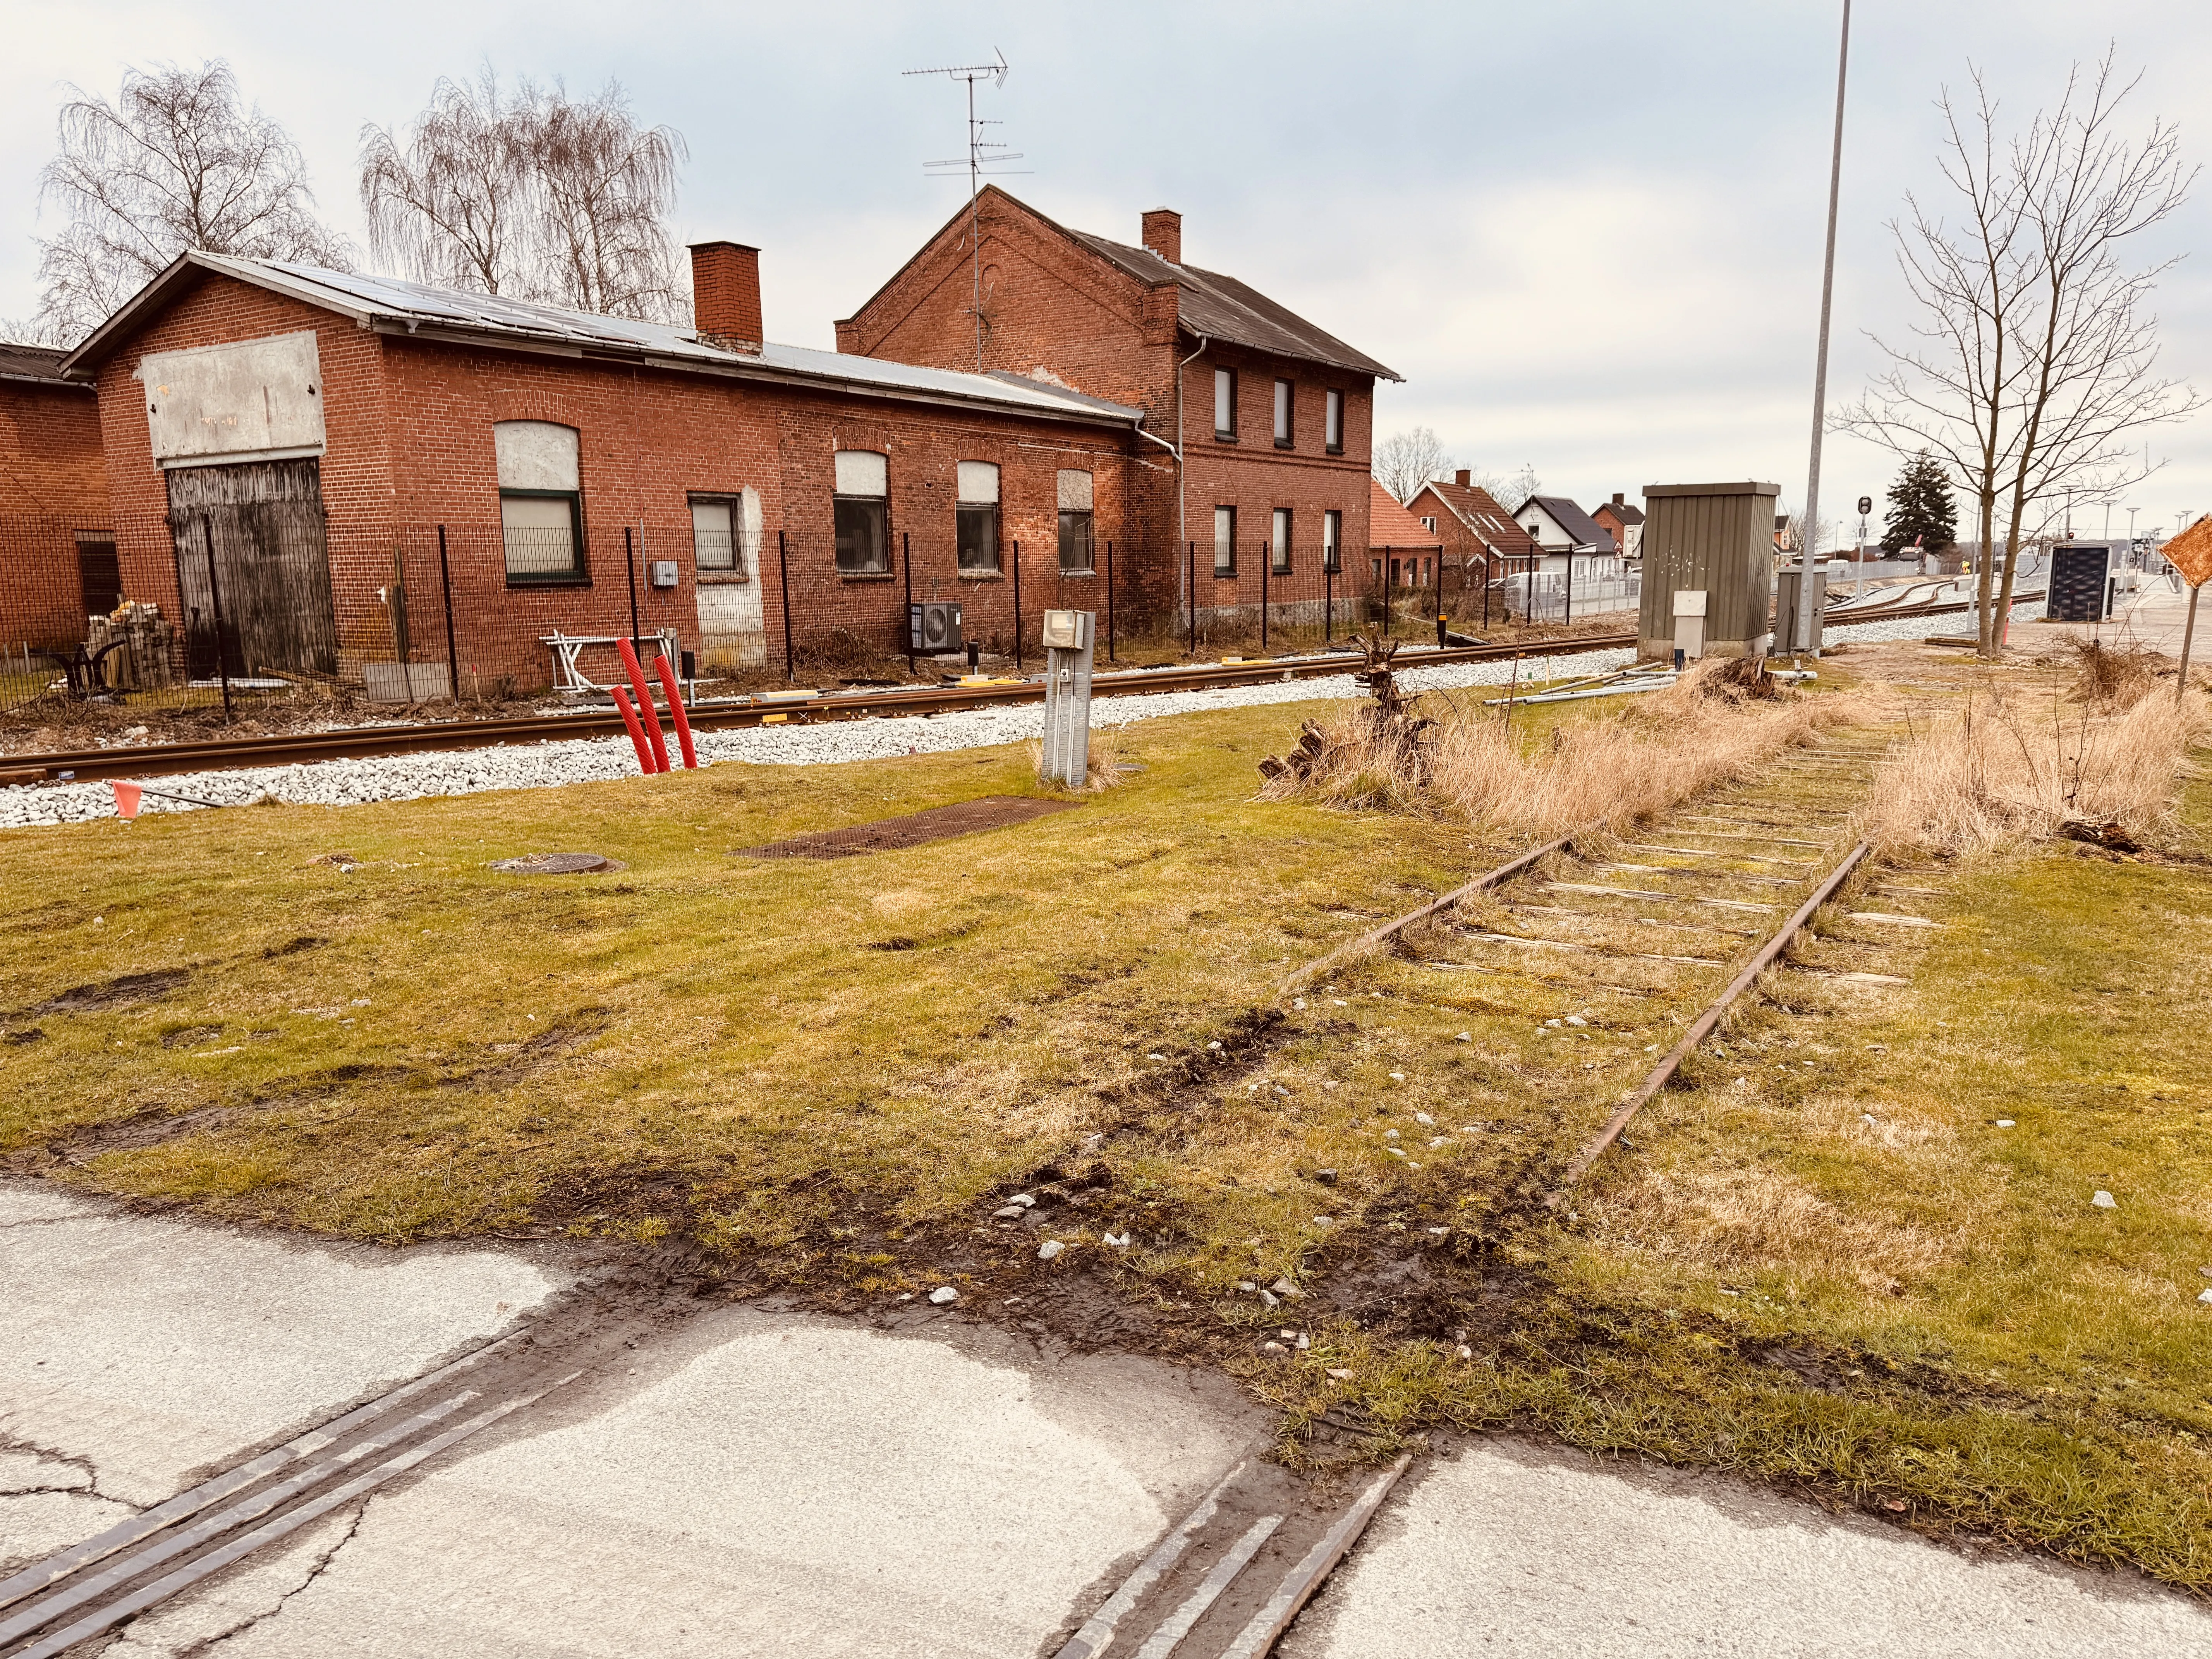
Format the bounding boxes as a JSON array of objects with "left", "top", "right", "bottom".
[
  {"left": 616, "top": 637, "right": 670, "bottom": 772},
  {"left": 653, "top": 653, "right": 697, "bottom": 769},
  {"left": 610, "top": 685, "right": 655, "bottom": 775}
]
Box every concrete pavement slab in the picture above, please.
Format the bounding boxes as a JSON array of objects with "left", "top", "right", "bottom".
[
  {"left": 182, "top": 1307, "right": 1256, "bottom": 1658},
  {"left": 0, "top": 1182, "right": 565, "bottom": 1537},
  {"left": 1277, "top": 1437, "right": 2212, "bottom": 1658}
]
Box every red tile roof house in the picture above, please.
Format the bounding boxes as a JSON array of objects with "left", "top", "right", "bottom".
[
  {"left": 1, "top": 342, "right": 114, "bottom": 658},
  {"left": 835, "top": 189, "right": 1401, "bottom": 632},
  {"left": 1367, "top": 477, "right": 1443, "bottom": 594},
  {"left": 1401, "top": 472, "right": 1542, "bottom": 621},
  {"left": 59, "top": 242, "right": 1148, "bottom": 695}
]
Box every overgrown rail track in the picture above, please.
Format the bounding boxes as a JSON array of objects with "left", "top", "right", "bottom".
[{"left": 1, "top": 586, "right": 2029, "bottom": 787}]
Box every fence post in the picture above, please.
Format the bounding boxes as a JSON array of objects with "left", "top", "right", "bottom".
[
  {"left": 1187, "top": 542, "right": 1195, "bottom": 657},
  {"left": 779, "top": 529, "right": 794, "bottom": 681},
  {"left": 1325, "top": 559, "right": 1333, "bottom": 644},
  {"left": 1260, "top": 539, "right": 1269, "bottom": 653},
  {"left": 1566, "top": 548, "right": 1574, "bottom": 623},
  {"left": 902, "top": 529, "right": 915, "bottom": 676},
  {"left": 625, "top": 528, "right": 641, "bottom": 657},
  {"left": 201, "top": 514, "right": 232, "bottom": 722},
  {"left": 1105, "top": 540, "right": 1115, "bottom": 663},
  {"left": 1384, "top": 547, "right": 1392, "bottom": 639},
  {"left": 438, "top": 526, "right": 459, "bottom": 704},
  {"left": 1012, "top": 538, "right": 1023, "bottom": 673}
]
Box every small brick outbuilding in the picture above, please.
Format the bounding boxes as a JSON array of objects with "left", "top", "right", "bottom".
[{"left": 2, "top": 342, "right": 113, "bottom": 653}]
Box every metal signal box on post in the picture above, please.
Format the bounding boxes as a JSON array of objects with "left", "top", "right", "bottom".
[{"left": 1040, "top": 610, "right": 1094, "bottom": 787}]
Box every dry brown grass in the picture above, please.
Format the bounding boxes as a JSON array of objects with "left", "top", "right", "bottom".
[
  {"left": 2066, "top": 639, "right": 2164, "bottom": 711},
  {"left": 1864, "top": 682, "right": 2208, "bottom": 857},
  {"left": 1257, "top": 658, "right": 1874, "bottom": 835}
]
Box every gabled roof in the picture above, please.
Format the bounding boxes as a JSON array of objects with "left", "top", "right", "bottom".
[
  {"left": 845, "top": 187, "right": 1400, "bottom": 382},
  {"left": 63, "top": 252, "right": 1143, "bottom": 429},
  {"left": 1594, "top": 498, "right": 1645, "bottom": 526},
  {"left": 1519, "top": 494, "right": 1616, "bottom": 555},
  {"left": 1406, "top": 479, "right": 1539, "bottom": 557},
  {"left": 0, "top": 342, "right": 86, "bottom": 389},
  {"left": 1369, "top": 478, "right": 1443, "bottom": 550}
]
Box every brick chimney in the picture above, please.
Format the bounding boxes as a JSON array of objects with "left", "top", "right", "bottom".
[
  {"left": 1455, "top": 469, "right": 1471, "bottom": 487},
  {"left": 1141, "top": 208, "right": 1182, "bottom": 266},
  {"left": 690, "top": 240, "right": 762, "bottom": 353},
  {"left": 1612, "top": 491, "right": 1625, "bottom": 505}
]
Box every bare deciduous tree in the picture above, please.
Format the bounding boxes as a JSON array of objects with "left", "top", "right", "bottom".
[
  {"left": 361, "top": 72, "right": 689, "bottom": 323},
  {"left": 1469, "top": 462, "right": 1542, "bottom": 511},
  {"left": 33, "top": 60, "right": 352, "bottom": 344},
  {"left": 1372, "top": 427, "right": 1453, "bottom": 504},
  {"left": 1839, "top": 53, "right": 2200, "bottom": 654}
]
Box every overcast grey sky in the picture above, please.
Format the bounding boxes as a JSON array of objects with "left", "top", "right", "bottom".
[{"left": 6, "top": 0, "right": 2207, "bottom": 539}]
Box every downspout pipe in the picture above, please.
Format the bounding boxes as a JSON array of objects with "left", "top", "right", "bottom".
[{"left": 1173, "top": 333, "right": 1210, "bottom": 618}]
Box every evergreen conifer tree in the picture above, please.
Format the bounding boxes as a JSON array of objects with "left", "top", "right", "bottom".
[{"left": 1880, "top": 451, "right": 1959, "bottom": 553}]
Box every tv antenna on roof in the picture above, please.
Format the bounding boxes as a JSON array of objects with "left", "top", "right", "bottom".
[{"left": 903, "top": 48, "right": 1030, "bottom": 371}]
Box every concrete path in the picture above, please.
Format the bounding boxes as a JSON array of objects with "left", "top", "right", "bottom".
[
  {"left": 12, "top": 1182, "right": 2212, "bottom": 1656},
  {"left": 1276, "top": 1438, "right": 2212, "bottom": 1659}
]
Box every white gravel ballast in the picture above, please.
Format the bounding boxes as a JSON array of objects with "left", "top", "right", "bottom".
[{"left": 2, "top": 649, "right": 1645, "bottom": 830}]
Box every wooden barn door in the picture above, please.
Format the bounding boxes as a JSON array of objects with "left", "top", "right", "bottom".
[{"left": 166, "top": 459, "right": 339, "bottom": 679}]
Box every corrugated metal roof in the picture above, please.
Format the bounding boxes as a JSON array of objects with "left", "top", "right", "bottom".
[
  {"left": 0, "top": 341, "right": 82, "bottom": 387},
  {"left": 66, "top": 252, "right": 1143, "bottom": 427}
]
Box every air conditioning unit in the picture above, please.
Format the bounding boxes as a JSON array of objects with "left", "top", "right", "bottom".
[{"left": 910, "top": 601, "right": 962, "bottom": 653}]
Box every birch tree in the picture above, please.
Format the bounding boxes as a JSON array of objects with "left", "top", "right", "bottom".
[{"left": 34, "top": 61, "right": 352, "bottom": 343}]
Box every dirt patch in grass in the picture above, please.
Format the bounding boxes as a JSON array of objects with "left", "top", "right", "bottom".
[
  {"left": 738, "top": 795, "right": 1081, "bottom": 859},
  {"left": 21, "top": 966, "right": 192, "bottom": 1016}
]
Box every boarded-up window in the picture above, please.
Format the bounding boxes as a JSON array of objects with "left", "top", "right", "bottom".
[
  {"left": 957, "top": 461, "right": 999, "bottom": 573},
  {"left": 496, "top": 422, "right": 584, "bottom": 582},
  {"left": 834, "top": 450, "right": 888, "bottom": 574}
]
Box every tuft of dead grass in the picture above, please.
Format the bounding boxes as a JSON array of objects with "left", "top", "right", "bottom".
[
  {"left": 1259, "top": 657, "right": 1873, "bottom": 835},
  {"left": 1864, "top": 684, "right": 2208, "bottom": 857},
  {"left": 1027, "top": 727, "right": 1128, "bottom": 792},
  {"left": 2067, "top": 639, "right": 2164, "bottom": 712}
]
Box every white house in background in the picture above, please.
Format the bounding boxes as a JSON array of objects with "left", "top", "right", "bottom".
[
  {"left": 1505, "top": 492, "right": 1633, "bottom": 618},
  {"left": 1514, "top": 494, "right": 1616, "bottom": 560}
]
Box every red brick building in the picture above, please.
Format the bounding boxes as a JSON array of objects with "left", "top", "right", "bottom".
[
  {"left": 836, "top": 189, "right": 1400, "bottom": 625},
  {"left": 1401, "top": 472, "right": 1540, "bottom": 604},
  {"left": 62, "top": 246, "right": 1148, "bottom": 691},
  {"left": 1592, "top": 492, "right": 1644, "bottom": 560},
  {"left": 1367, "top": 478, "right": 1443, "bottom": 590},
  {"left": 2, "top": 342, "right": 114, "bottom": 652}
]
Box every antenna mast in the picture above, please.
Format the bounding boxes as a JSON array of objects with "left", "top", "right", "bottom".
[{"left": 903, "top": 48, "right": 1027, "bottom": 372}]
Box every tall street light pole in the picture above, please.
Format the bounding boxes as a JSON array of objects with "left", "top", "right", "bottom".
[{"left": 1795, "top": 0, "right": 1852, "bottom": 653}]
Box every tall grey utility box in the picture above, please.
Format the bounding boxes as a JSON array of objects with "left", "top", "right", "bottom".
[{"left": 1637, "top": 481, "right": 1781, "bottom": 661}]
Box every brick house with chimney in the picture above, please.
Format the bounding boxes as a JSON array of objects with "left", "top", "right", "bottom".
[
  {"left": 835, "top": 188, "right": 1401, "bottom": 627},
  {"left": 61, "top": 243, "right": 1148, "bottom": 692},
  {"left": 1592, "top": 492, "right": 1644, "bottom": 560},
  {"left": 1401, "top": 471, "right": 1540, "bottom": 614},
  {"left": 2, "top": 342, "right": 114, "bottom": 652}
]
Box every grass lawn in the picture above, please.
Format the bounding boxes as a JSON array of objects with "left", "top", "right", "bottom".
[{"left": 4, "top": 658, "right": 2209, "bottom": 1590}]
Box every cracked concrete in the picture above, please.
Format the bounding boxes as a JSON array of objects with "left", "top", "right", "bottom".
[
  {"left": 90, "top": 1504, "right": 366, "bottom": 1658},
  {"left": 0, "top": 1183, "right": 564, "bottom": 1510}
]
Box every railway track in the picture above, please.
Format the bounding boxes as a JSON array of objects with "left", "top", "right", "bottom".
[{"left": 0, "top": 585, "right": 2033, "bottom": 788}]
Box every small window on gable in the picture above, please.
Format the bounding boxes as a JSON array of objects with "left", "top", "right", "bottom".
[
  {"left": 834, "top": 449, "right": 889, "bottom": 574},
  {"left": 957, "top": 460, "right": 1000, "bottom": 574},
  {"left": 1273, "top": 379, "right": 1294, "bottom": 448},
  {"left": 1325, "top": 388, "right": 1344, "bottom": 453},
  {"left": 496, "top": 421, "right": 584, "bottom": 582},
  {"left": 1058, "top": 469, "right": 1095, "bottom": 574},
  {"left": 1214, "top": 367, "right": 1237, "bottom": 439},
  {"left": 1420, "top": 516, "right": 1436, "bottom": 533}
]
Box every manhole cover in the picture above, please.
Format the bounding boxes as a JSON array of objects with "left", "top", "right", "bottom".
[{"left": 488, "top": 852, "right": 615, "bottom": 875}]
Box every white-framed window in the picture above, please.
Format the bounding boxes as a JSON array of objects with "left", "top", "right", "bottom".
[
  {"left": 689, "top": 494, "right": 751, "bottom": 577},
  {"left": 1057, "top": 469, "right": 1095, "bottom": 573},
  {"left": 1273, "top": 379, "right": 1294, "bottom": 448},
  {"left": 1271, "top": 507, "right": 1292, "bottom": 574},
  {"left": 1214, "top": 367, "right": 1237, "bottom": 438},
  {"left": 957, "top": 460, "right": 1000, "bottom": 573},
  {"left": 496, "top": 421, "right": 584, "bottom": 582},
  {"left": 1213, "top": 505, "right": 1236, "bottom": 575},
  {"left": 833, "top": 450, "right": 889, "bottom": 574},
  {"left": 1323, "top": 509, "right": 1342, "bottom": 572},
  {"left": 1324, "top": 388, "right": 1344, "bottom": 453}
]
